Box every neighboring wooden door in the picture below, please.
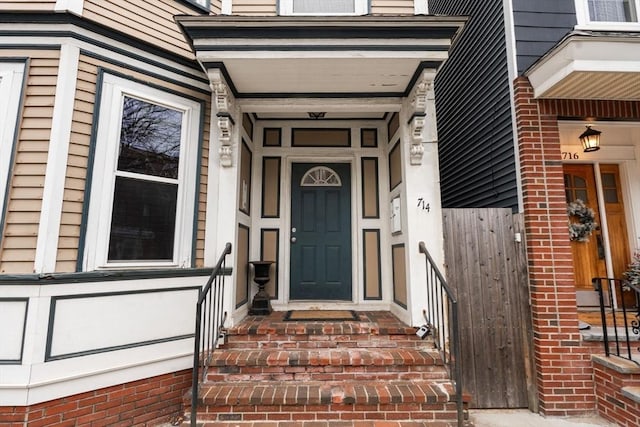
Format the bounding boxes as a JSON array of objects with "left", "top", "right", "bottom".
[
  {"left": 563, "top": 164, "right": 606, "bottom": 293},
  {"left": 600, "top": 164, "right": 633, "bottom": 306},
  {"left": 563, "top": 164, "right": 632, "bottom": 305},
  {"left": 290, "top": 163, "right": 352, "bottom": 300}
]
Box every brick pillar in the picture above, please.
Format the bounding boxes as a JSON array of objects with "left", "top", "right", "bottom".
[{"left": 514, "top": 77, "right": 596, "bottom": 415}]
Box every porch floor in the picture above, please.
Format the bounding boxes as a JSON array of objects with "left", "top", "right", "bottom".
[{"left": 228, "top": 310, "right": 416, "bottom": 336}]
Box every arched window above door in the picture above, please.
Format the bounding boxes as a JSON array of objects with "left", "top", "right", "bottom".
[{"left": 300, "top": 166, "right": 342, "bottom": 187}]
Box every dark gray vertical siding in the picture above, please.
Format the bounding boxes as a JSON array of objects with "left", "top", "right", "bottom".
[
  {"left": 429, "top": 0, "right": 518, "bottom": 210},
  {"left": 512, "top": 0, "right": 577, "bottom": 73}
]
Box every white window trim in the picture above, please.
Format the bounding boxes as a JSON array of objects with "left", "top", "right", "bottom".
[
  {"left": 575, "top": 0, "right": 640, "bottom": 31},
  {"left": 84, "top": 73, "right": 200, "bottom": 270},
  {"left": 0, "top": 62, "right": 26, "bottom": 224},
  {"left": 279, "top": 0, "right": 369, "bottom": 16}
]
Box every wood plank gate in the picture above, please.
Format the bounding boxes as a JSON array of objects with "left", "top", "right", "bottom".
[{"left": 442, "top": 208, "right": 536, "bottom": 409}]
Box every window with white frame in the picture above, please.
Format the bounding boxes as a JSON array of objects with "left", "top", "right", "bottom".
[
  {"left": 0, "top": 62, "right": 25, "bottom": 220},
  {"left": 279, "top": 0, "right": 368, "bottom": 15},
  {"left": 576, "top": 0, "right": 640, "bottom": 25},
  {"left": 84, "top": 72, "right": 200, "bottom": 270}
]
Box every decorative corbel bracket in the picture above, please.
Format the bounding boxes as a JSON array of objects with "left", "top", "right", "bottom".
[
  {"left": 410, "top": 115, "right": 426, "bottom": 165},
  {"left": 210, "top": 70, "right": 235, "bottom": 167},
  {"left": 407, "top": 71, "right": 437, "bottom": 165}
]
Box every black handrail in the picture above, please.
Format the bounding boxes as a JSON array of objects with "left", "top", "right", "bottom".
[
  {"left": 419, "top": 241, "right": 463, "bottom": 427},
  {"left": 592, "top": 277, "right": 640, "bottom": 364},
  {"left": 190, "top": 242, "right": 232, "bottom": 427}
]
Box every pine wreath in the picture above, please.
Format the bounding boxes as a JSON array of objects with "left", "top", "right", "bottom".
[{"left": 567, "top": 199, "right": 598, "bottom": 242}]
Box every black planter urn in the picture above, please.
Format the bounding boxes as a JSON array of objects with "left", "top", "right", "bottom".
[{"left": 249, "top": 261, "right": 274, "bottom": 315}]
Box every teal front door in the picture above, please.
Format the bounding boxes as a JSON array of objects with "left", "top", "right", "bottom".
[{"left": 290, "top": 163, "right": 352, "bottom": 300}]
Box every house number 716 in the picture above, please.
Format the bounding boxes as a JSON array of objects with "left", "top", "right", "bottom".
[{"left": 417, "top": 198, "right": 430, "bottom": 212}]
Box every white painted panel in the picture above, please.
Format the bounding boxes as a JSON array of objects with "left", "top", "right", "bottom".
[
  {"left": 0, "top": 300, "right": 28, "bottom": 360},
  {"left": 49, "top": 288, "right": 198, "bottom": 358}
]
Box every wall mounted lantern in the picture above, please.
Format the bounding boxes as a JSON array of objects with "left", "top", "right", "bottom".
[{"left": 579, "top": 125, "right": 601, "bottom": 152}]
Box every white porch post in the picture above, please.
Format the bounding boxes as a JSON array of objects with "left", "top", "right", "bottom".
[
  {"left": 399, "top": 70, "right": 445, "bottom": 326},
  {"left": 203, "top": 69, "right": 242, "bottom": 324}
]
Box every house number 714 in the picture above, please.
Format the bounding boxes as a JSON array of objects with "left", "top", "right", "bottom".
[{"left": 417, "top": 198, "right": 430, "bottom": 212}]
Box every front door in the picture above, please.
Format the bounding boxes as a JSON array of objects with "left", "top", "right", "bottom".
[
  {"left": 563, "top": 164, "right": 632, "bottom": 306},
  {"left": 290, "top": 163, "right": 352, "bottom": 300}
]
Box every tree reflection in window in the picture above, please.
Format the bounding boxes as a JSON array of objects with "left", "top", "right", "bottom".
[
  {"left": 117, "top": 96, "right": 182, "bottom": 179},
  {"left": 108, "top": 96, "right": 183, "bottom": 262}
]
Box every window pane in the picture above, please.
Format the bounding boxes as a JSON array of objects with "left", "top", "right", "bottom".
[
  {"left": 117, "top": 96, "right": 182, "bottom": 179},
  {"left": 293, "top": 0, "right": 355, "bottom": 13},
  {"left": 588, "top": 0, "right": 636, "bottom": 22},
  {"left": 108, "top": 176, "right": 177, "bottom": 261},
  {"left": 601, "top": 172, "right": 616, "bottom": 187},
  {"left": 604, "top": 189, "right": 619, "bottom": 203}
]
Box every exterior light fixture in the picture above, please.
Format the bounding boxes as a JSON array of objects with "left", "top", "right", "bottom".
[
  {"left": 308, "top": 112, "right": 326, "bottom": 119},
  {"left": 579, "top": 125, "right": 601, "bottom": 152}
]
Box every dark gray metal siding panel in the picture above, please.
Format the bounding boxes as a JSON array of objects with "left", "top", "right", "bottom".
[
  {"left": 512, "top": 0, "right": 577, "bottom": 73},
  {"left": 428, "top": 0, "right": 519, "bottom": 210}
]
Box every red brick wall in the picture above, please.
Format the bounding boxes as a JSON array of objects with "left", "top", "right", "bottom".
[
  {"left": 514, "top": 77, "right": 594, "bottom": 416},
  {"left": 593, "top": 358, "right": 640, "bottom": 426},
  {"left": 0, "top": 369, "right": 191, "bottom": 426}
]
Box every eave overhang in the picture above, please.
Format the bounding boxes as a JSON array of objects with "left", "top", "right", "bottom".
[
  {"left": 176, "top": 15, "right": 466, "bottom": 99},
  {"left": 525, "top": 31, "right": 640, "bottom": 101}
]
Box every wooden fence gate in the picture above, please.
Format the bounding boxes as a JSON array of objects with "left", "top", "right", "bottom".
[{"left": 442, "top": 208, "right": 536, "bottom": 409}]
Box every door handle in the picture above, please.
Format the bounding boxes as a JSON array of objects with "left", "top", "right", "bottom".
[{"left": 291, "top": 237, "right": 297, "bottom": 243}]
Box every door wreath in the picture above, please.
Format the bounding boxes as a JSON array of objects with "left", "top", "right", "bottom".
[{"left": 567, "top": 199, "right": 597, "bottom": 242}]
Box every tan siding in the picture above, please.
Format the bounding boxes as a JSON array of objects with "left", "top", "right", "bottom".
[
  {"left": 0, "top": 50, "right": 59, "bottom": 274},
  {"left": 211, "top": 0, "right": 222, "bottom": 14},
  {"left": 82, "top": 0, "right": 205, "bottom": 59},
  {"left": 54, "top": 53, "right": 211, "bottom": 271},
  {"left": 232, "top": 0, "right": 277, "bottom": 16},
  {"left": 371, "top": 0, "right": 414, "bottom": 14},
  {"left": 0, "top": 1, "right": 55, "bottom": 11}
]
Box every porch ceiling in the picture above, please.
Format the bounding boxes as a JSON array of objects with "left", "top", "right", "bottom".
[
  {"left": 526, "top": 32, "right": 640, "bottom": 101},
  {"left": 176, "top": 16, "right": 466, "bottom": 98}
]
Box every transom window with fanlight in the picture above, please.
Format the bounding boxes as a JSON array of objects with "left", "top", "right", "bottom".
[
  {"left": 279, "top": 0, "right": 369, "bottom": 15},
  {"left": 83, "top": 72, "right": 201, "bottom": 270},
  {"left": 301, "top": 166, "right": 343, "bottom": 186},
  {"left": 576, "top": 0, "right": 640, "bottom": 25}
]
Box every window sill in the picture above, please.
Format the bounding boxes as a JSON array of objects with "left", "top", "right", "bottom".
[{"left": 575, "top": 23, "right": 640, "bottom": 32}]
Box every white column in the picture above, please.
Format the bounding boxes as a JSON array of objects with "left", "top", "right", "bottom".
[
  {"left": 54, "top": 0, "right": 84, "bottom": 15},
  {"left": 399, "top": 70, "right": 445, "bottom": 326},
  {"left": 203, "top": 69, "right": 241, "bottom": 324},
  {"left": 34, "top": 44, "right": 80, "bottom": 274},
  {"left": 414, "top": 0, "right": 429, "bottom": 15},
  {"left": 221, "top": 0, "right": 232, "bottom": 14}
]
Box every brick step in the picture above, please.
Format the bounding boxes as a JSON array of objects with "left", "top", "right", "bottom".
[
  {"left": 199, "top": 380, "right": 454, "bottom": 406},
  {"left": 206, "top": 348, "right": 448, "bottom": 382},
  {"left": 223, "top": 326, "right": 427, "bottom": 350},
  {"left": 194, "top": 420, "right": 459, "bottom": 426},
  {"left": 190, "top": 380, "right": 459, "bottom": 424}
]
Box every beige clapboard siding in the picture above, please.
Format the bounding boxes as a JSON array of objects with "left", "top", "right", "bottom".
[
  {"left": 232, "top": 0, "right": 277, "bottom": 15},
  {"left": 0, "top": 1, "right": 55, "bottom": 11},
  {"left": 83, "top": 0, "right": 201, "bottom": 59},
  {"left": 211, "top": 0, "right": 222, "bottom": 14},
  {"left": 371, "top": 0, "right": 414, "bottom": 14},
  {"left": 0, "top": 50, "right": 60, "bottom": 274},
  {"left": 54, "top": 53, "right": 211, "bottom": 271}
]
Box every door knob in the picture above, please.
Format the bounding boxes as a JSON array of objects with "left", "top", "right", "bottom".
[{"left": 291, "top": 237, "right": 297, "bottom": 243}]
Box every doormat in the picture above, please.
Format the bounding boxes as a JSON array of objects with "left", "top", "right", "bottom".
[{"left": 283, "top": 310, "right": 358, "bottom": 321}]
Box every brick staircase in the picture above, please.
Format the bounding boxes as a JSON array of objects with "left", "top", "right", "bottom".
[{"left": 185, "top": 311, "right": 466, "bottom": 426}]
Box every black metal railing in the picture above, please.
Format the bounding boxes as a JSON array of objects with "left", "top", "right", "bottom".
[
  {"left": 190, "top": 242, "right": 232, "bottom": 427},
  {"left": 418, "top": 241, "right": 463, "bottom": 427},
  {"left": 592, "top": 277, "right": 640, "bottom": 364}
]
